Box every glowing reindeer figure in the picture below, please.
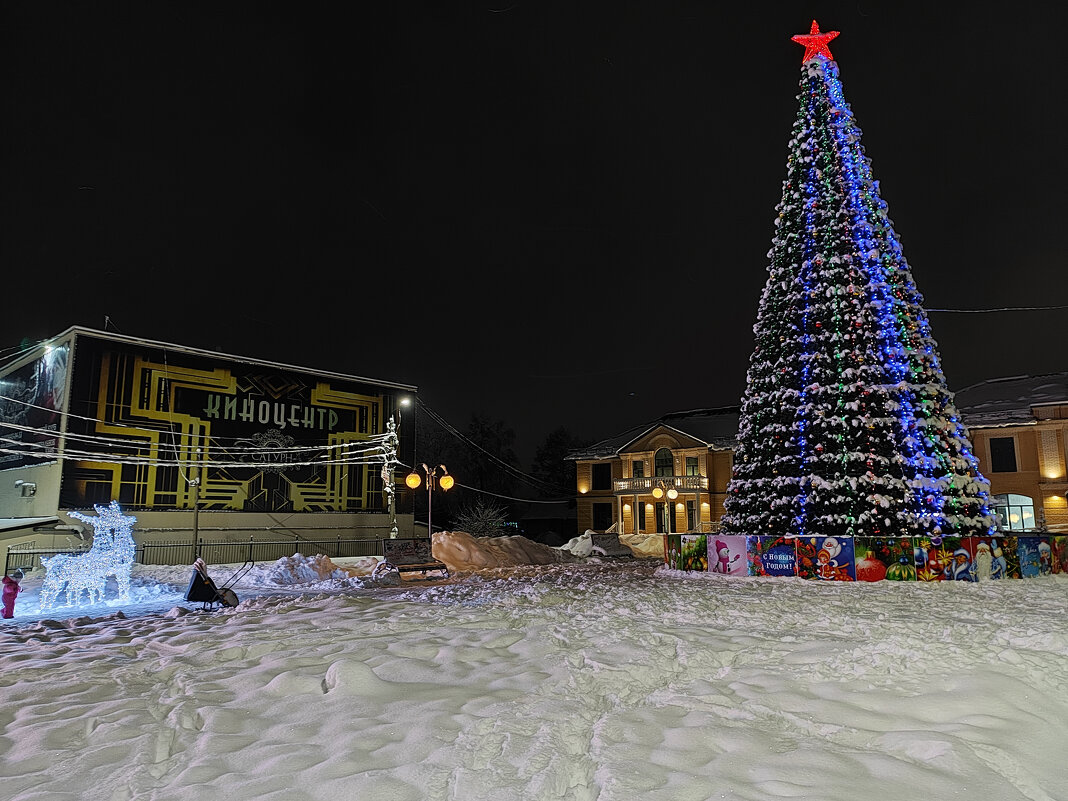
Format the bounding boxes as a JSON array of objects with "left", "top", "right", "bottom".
[{"left": 40, "top": 501, "right": 137, "bottom": 609}]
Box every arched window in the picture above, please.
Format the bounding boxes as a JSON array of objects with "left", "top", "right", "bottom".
[
  {"left": 654, "top": 448, "right": 674, "bottom": 477},
  {"left": 991, "top": 493, "right": 1035, "bottom": 532}
]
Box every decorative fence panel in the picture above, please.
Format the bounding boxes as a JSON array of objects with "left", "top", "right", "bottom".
[
  {"left": 662, "top": 533, "right": 1068, "bottom": 582},
  {"left": 7, "top": 535, "right": 393, "bottom": 574},
  {"left": 4, "top": 547, "right": 91, "bottom": 576}
]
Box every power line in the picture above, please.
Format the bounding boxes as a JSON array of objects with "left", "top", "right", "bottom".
[
  {"left": 3, "top": 398, "right": 575, "bottom": 501},
  {"left": 0, "top": 440, "right": 395, "bottom": 470},
  {"left": 0, "top": 392, "right": 391, "bottom": 450},
  {"left": 416, "top": 399, "right": 575, "bottom": 497},
  {"left": 0, "top": 417, "right": 389, "bottom": 456},
  {"left": 927, "top": 304, "right": 1068, "bottom": 313},
  {"left": 453, "top": 482, "right": 572, "bottom": 505},
  {"left": 2, "top": 364, "right": 579, "bottom": 503}
]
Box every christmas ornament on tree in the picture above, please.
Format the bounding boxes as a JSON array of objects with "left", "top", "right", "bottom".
[{"left": 721, "top": 22, "right": 997, "bottom": 541}]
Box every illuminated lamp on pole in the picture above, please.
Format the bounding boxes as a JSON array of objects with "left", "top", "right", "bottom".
[
  {"left": 651, "top": 481, "right": 679, "bottom": 533},
  {"left": 404, "top": 464, "right": 453, "bottom": 537},
  {"left": 386, "top": 397, "right": 411, "bottom": 539}
]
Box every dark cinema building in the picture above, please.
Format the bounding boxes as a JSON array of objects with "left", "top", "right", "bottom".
[{"left": 0, "top": 327, "right": 416, "bottom": 554}]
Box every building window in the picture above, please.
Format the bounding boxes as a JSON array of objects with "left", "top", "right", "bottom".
[
  {"left": 591, "top": 463, "right": 612, "bottom": 491},
  {"left": 638, "top": 503, "right": 647, "bottom": 531},
  {"left": 592, "top": 502, "right": 613, "bottom": 532},
  {"left": 686, "top": 456, "right": 699, "bottom": 476},
  {"left": 991, "top": 493, "right": 1035, "bottom": 531},
  {"left": 687, "top": 500, "right": 697, "bottom": 531},
  {"left": 632, "top": 460, "right": 645, "bottom": 478},
  {"left": 654, "top": 448, "right": 673, "bottom": 477},
  {"left": 989, "top": 437, "right": 1017, "bottom": 473}
]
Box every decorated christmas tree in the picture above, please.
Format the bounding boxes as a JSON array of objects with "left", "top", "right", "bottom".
[{"left": 721, "top": 22, "right": 997, "bottom": 541}]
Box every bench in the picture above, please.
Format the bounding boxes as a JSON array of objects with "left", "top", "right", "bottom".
[{"left": 374, "top": 538, "right": 449, "bottom": 579}]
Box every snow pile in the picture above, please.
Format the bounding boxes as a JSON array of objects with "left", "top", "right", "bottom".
[
  {"left": 3, "top": 560, "right": 1068, "bottom": 800},
  {"left": 6, "top": 554, "right": 395, "bottom": 624},
  {"left": 243, "top": 552, "right": 379, "bottom": 586},
  {"left": 9, "top": 569, "right": 187, "bottom": 622},
  {"left": 617, "top": 531, "right": 666, "bottom": 558},
  {"left": 558, "top": 530, "right": 595, "bottom": 557},
  {"left": 431, "top": 530, "right": 584, "bottom": 573}
]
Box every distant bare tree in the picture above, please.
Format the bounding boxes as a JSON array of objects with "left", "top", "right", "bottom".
[
  {"left": 531, "top": 427, "right": 591, "bottom": 498},
  {"left": 454, "top": 500, "right": 510, "bottom": 537},
  {"left": 455, "top": 413, "right": 520, "bottom": 498}
]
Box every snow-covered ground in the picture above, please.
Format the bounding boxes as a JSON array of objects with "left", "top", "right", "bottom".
[{"left": 2, "top": 540, "right": 1067, "bottom": 801}]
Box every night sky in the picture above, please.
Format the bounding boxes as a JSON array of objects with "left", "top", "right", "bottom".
[{"left": 3, "top": 2, "right": 1066, "bottom": 467}]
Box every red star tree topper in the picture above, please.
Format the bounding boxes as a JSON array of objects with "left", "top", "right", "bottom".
[{"left": 791, "top": 20, "right": 839, "bottom": 62}]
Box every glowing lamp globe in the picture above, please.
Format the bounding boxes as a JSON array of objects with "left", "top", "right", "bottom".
[
  {"left": 652, "top": 486, "right": 664, "bottom": 499},
  {"left": 666, "top": 488, "right": 679, "bottom": 500},
  {"left": 439, "top": 474, "right": 455, "bottom": 491},
  {"left": 405, "top": 472, "right": 422, "bottom": 489}
]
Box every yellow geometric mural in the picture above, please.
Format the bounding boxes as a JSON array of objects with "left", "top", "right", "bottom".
[{"left": 62, "top": 340, "right": 390, "bottom": 513}]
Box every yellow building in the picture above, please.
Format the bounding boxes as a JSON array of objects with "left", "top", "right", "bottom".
[
  {"left": 1, "top": 327, "right": 418, "bottom": 562},
  {"left": 954, "top": 373, "right": 1068, "bottom": 534},
  {"left": 568, "top": 407, "right": 738, "bottom": 537},
  {"left": 569, "top": 373, "right": 1068, "bottom": 536}
]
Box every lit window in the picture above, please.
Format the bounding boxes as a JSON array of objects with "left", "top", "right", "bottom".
[
  {"left": 991, "top": 493, "right": 1035, "bottom": 532},
  {"left": 654, "top": 448, "right": 673, "bottom": 477}
]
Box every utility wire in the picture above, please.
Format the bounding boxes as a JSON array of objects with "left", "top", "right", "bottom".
[
  {"left": 0, "top": 415, "right": 393, "bottom": 455},
  {"left": 1, "top": 353, "right": 580, "bottom": 503},
  {"left": 454, "top": 482, "right": 573, "bottom": 505},
  {"left": 417, "top": 399, "right": 574, "bottom": 497},
  {"left": 416, "top": 401, "right": 580, "bottom": 501},
  {"left": 0, "top": 441, "right": 395, "bottom": 470},
  {"left": 393, "top": 461, "right": 571, "bottom": 505},
  {"left": 3, "top": 399, "right": 574, "bottom": 502},
  {"left": 927, "top": 304, "right": 1068, "bottom": 313}
]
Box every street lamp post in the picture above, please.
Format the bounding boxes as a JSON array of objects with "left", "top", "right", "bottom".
[
  {"left": 389, "top": 397, "right": 412, "bottom": 539},
  {"left": 651, "top": 480, "right": 678, "bottom": 534},
  {"left": 382, "top": 415, "right": 401, "bottom": 539},
  {"left": 404, "top": 463, "right": 454, "bottom": 537},
  {"left": 189, "top": 445, "right": 203, "bottom": 542}
]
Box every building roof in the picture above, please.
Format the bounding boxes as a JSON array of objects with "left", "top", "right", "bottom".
[
  {"left": 0, "top": 516, "right": 59, "bottom": 533},
  {"left": 0, "top": 326, "right": 418, "bottom": 393},
  {"left": 567, "top": 406, "right": 740, "bottom": 460},
  {"left": 570, "top": 372, "right": 1068, "bottom": 461},
  {"left": 954, "top": 372, "right": 1068, "bottom": 428}
]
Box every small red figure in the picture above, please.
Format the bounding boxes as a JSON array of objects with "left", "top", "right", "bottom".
[{"left": 2, "top": 570, "right": 23, "bottom": 619}]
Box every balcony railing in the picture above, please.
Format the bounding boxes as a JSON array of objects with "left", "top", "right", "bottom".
[{"left": 613, "top": 475, "right": 709, "bottom": 494}]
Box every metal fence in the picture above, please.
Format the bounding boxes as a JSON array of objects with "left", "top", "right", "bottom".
[
  {"left": 4, "top": 547, "right": 91, "bottom": 576},
  {"left": 5, "top": 535, "right": 389, "bottom": 575},
  {"left": 188, "top": 536, "right": 384, "bottom": 566}
]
